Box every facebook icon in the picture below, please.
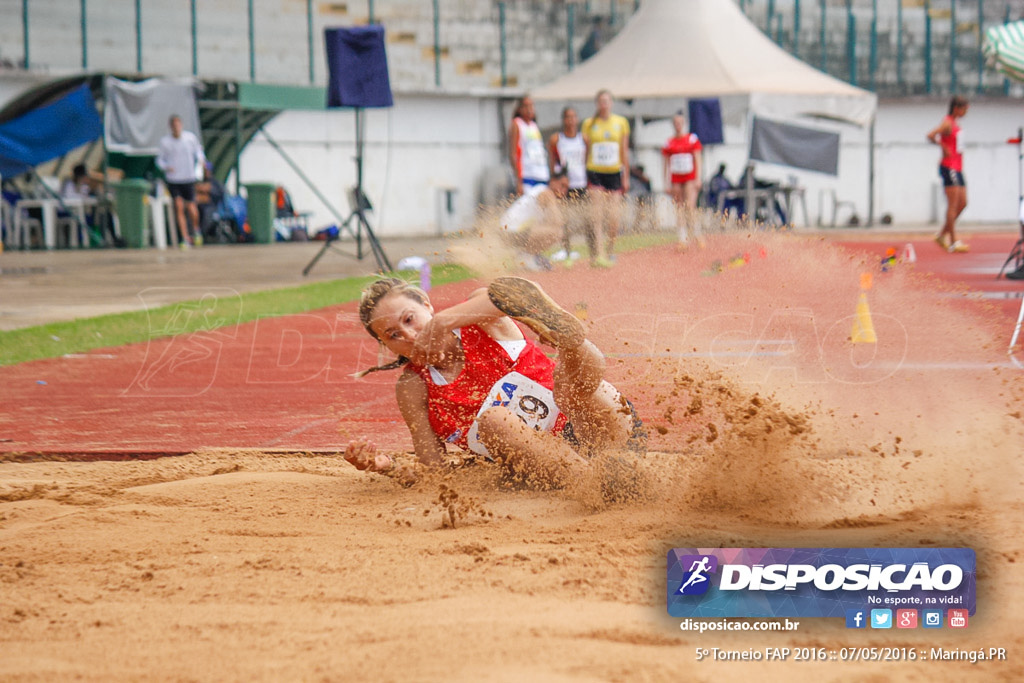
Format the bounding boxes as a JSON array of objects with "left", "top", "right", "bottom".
[{"left": 845, "top": 609, "right": 867, "bottom": 629}]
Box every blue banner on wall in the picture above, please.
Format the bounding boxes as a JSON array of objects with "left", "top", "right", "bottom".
[{"left": 667, "top": 548, "right": 976, "bottom": 618}]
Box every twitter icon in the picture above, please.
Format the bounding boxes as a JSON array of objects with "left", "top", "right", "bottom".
[{"left": 870, "top": 609, "right": 893, "bottom": 629}]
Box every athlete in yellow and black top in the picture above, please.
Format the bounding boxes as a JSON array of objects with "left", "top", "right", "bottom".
[
  {"left": 583, "top": 90, "right": 630, "bottom": 193},
  {"left": 580, "top": 90, "right": 630, "bottom": 267}
]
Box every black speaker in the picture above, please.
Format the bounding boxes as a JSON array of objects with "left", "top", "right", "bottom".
[
  {"left": 324, "top": 25, "right": 394, "bottom": 109},
  {"left": 688, "top": 98, "right": 724, "bottom": 145}
]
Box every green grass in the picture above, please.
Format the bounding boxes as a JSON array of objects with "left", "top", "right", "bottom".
[
  {"left": 0, "top": 233, "right": 677, "bottom": 367},
  {"left": 0, "top": 264, "right": 475, "bottom": 367}
]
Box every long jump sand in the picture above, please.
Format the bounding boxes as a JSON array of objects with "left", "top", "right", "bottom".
[{"left": 1, "top": 229, "right": 1022, "bottom": 681}]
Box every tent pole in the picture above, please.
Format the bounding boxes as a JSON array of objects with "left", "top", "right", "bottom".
[
  {"left": 867, "top": 116, "right": 875, "bottom": 227},
  {"left": 101, "top": 74, "right": 113, "bottom": 245}
]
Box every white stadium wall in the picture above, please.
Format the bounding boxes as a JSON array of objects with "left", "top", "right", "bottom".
[{"left": 237, "top": 93, "right": 508, "bottom": 238}]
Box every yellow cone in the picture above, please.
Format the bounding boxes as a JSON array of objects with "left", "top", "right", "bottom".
[{"left": 851, "top": 292, "right": 877, "bottom": 344}]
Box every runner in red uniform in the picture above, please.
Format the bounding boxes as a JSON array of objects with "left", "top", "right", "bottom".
[
  {"left": 661, "top": 111, "right": 703, "bottom": 246},
  {"left": 926, "top": 96, "right": 969, "bottom": 253},
  {"left": 344, "top": 277, "right": 646, "bottom": 494}
]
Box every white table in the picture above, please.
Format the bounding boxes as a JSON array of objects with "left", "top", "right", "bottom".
[
  {"left": 149, "top": 195, "right": 178, "bottom": 249},
  {"left": 715, "top": 185, "right": 807, "bottom": 227},
  {"left": 12, "top": 197, "right": 98, "bottom": 249}
]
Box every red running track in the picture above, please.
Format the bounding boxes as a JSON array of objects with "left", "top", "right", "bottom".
[{"left": 0, "top": 232, "right": 1020, "bottom": 458}]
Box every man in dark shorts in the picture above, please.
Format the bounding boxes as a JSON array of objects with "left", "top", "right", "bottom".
[{"left": 156, "top": 114, "right": 207, "bottom": 248}]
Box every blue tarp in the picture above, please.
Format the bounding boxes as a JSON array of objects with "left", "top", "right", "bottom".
[{"left": 0, "top": 84, "right": 103, "bottom": 177}]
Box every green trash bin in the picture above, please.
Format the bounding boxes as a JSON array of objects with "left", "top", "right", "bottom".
[
  {"left": 113, "top": 179, "right": 152, "bottom": 248},
  {"left": 245, "top": 183, "right": 277, "bottom": 244}
]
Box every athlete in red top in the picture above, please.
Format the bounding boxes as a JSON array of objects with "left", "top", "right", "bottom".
[
  {"left": 344, "top": 277, "right": 646, "bottom": 494},
  {"left": 404, "top": 323, "right": 568, "bottom": 453},
  {"left": 927, "top": 96, "right": 969, "bottom": 253},
  {"left": 662, "top": 112, "right": 703, "bottom": 247}
]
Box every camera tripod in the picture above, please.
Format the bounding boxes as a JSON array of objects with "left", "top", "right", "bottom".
[
  {"left": 999, "top": 225, "right": 1024, "bottom": 279},
  {"left": 302, "top": 183, "right": 392, "bottom": 276},
  {"left": 1000, "top": 128, "right": 1024, "bottom": 280},
  {"left": 301, "top": 108, "right": 393, "bottom": 275}
]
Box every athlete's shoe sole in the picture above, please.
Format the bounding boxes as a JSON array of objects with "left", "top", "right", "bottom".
[{"left": 487, "top": 277, "right": 585, "bottom": 349}]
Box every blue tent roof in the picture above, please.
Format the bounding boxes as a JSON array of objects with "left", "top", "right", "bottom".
[{"left": 0, "top": 84, "right": 102, "bottom": 177}]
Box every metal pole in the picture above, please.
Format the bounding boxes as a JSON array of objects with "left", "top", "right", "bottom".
[
  {"left": 22, "top": 0, "right": 28, "bottom": 69},
  {"left": 867, "top": 118, "right": 875, "bottom": 227},
  {"left": 775, "top": 14, "right": 783, "bottom": 45},
  {"left": 610, "top": 0, "right": 617, "bottom": 28},
  {"left": 433, "top": 0, "right": 441, "bottom": 87},
  {"left": 925, "top": 0, "right": 933, "bottom": 94},
  {"left": 234, "top": 107, "right": 241, "bottom": 195},
  {"left": 191, "top": 0, "right": 198, "bottom": 75},
  {"left": 369, "top": 0, "right": 375, "bottom": 22},
  {"left": 897, "top": 0, "right": 904, "bottom": 91},
  {"left": 567, "top": 3, "right": 576, "bottom": 69},
  {"left": 794, "top": 0, "right": 801, "bottom": 57},
  {"left": 80, "top": 0, "right": 88, "bottom": 69},
  {"left": 950, "top": 0, "right": 957, "bottom": 94},
  {"left": 1005, "top": 5, "right": 1012, "bottom": 96},
  {"left": 819, "top": 0, "right": 827, "bottom": 72},
  {"left": 869, "top": 0, "right": 877, "bottom": 92},
  {"left": 767, "top": 0, "right": 776, "bottom": 35},
  {"left": 248, "top": 0, "right": 256, "bottom": 81},
  {"left": 499, "top": 2, "right": 507, "bottom": 87},
  {"left": 135, "top": 0, "right": 142, "bottom": 72},
  {"left": 846, "top": 0, "right": 856, "bottom": 86},
  {"left": 307, "top": 0, "right": 314, "bottom": 83},
  {"left": 977, "top": 0, "right": 984, "bottom": 94}
]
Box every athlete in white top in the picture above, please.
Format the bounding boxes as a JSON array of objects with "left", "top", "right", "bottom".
[
  {"left": 548, "top": 107, "right": 587, "bottom": 194},
  {"left": 156, "top": 115, "right": 207, "bottom": 247},
  {"left": 508, "top": 96, "right": 549, "bottom": 196},
  {"left": 500, "top": 169, "right": 570, "bottom": 270}
]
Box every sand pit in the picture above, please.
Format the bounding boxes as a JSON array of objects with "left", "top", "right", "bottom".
[{"left": 1, "top": 230, "right": 1022, "bottom": 681}]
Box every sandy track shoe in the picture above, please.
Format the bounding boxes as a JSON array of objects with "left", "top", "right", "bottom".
[{"left": 488, "top": 277, "right": 585, "bottom": 349}]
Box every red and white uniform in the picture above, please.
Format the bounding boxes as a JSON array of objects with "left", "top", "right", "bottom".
[
  {"left": 662, "top": 133, "right": 702, "bottom": 184},
  {"left": 514, "top": 117, "right": 550, "bottom": 185},
  {"left": 405, "top": 324, "right": 567, "bottom": 454},
  {"left": 939, "top": 115, "right": 963, "bottom": 172}
]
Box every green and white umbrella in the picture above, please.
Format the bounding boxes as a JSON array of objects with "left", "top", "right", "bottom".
[{"left": 984, "top": 20, "right": 1024, "bottom": 83}]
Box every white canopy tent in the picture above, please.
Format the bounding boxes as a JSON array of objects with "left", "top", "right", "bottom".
[
  {"left": 531, "top": 0, "right": 879, "bottom": 222},
  {"left": 533, "top": 0, "right": 876, "bottom": 127}
]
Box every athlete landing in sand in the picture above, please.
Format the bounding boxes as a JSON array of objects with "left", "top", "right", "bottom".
[{"left": 344, "top": 277, "right": 646, "bottom": 494}]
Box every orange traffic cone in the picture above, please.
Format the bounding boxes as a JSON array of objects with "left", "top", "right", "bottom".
[{"left": 851, "top": 292, "right": 877, "bottom": 343}]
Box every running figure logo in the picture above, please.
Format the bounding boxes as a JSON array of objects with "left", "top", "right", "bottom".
[{"left": 676, "top": 554, "right": 718, "bottom": 595}]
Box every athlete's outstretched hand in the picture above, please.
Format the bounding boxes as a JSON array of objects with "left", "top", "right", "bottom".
[{"left": 343, "top": 440, "right": 392, "bottom": 473}]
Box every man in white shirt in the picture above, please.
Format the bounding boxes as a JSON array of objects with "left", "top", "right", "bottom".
[{"left": 156, "top": 114, "right": 206, "bottom": 247}]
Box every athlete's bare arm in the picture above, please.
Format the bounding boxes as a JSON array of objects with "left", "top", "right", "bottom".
[
  {"left": 395, "top": 371, "right": 447, "bottom": 465},
  {"left": 411, "top": 288, "right": 522, "bottom": 366}
]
